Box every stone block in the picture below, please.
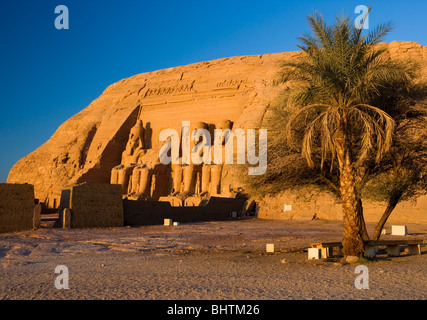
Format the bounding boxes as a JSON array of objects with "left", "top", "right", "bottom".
[
  {"left": 408, "top": 244, "right": 421, "bottom": 255},
  {"left": 308, "top": 248, "right": 321, "bottom": 260},
  {"left": 320, "top": 247, "right": 329, "bottom": 259},
  {"left": 364, "top": 245, "right": 378, "bottom": 259},
  {"left": 0, "top": 183, "right": 35, "bottom": 233},
  {"left": 164, "top": 219, "right": 172, "bottom": 226},
  {"left": 266, "top": 243, "right": 275, "bottom": 253},
  {"left": 391, "top": 225, "right": 407, "bottom": 236},
  {"left": 59, "top": 183, "right": 123, "bottom": 229},
  {"left": 62, "top": 208, "right": 71, "bottom": 229},
  {"left": 173, "top": 221, "right": 180, "bottom": 226},
  {"left": 33, "top": 204, "right": 42, "bottom": 229},
  {"left": 386, "top": 245, "right": 401, "bottom": 257},
  {"left": 346, "top": 256, "right": 359, "bottom": 263}
]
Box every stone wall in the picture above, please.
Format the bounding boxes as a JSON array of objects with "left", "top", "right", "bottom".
[
  {"left": 257, "top": 189, "right": 427, "bottom": 224},
  {"left": 0, "top": 183, "right": 35, "bottom": 233},
  {"left": 59, "top": 183, "right": 124, "bottom": 228},
  {"left": 123, "top": 196, "right": 247, "bottom": 226}
]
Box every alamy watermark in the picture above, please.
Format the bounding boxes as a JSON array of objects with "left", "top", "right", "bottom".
[
  {"left": 158, "top": 121, "right": 267, "bottom": 176},
  {"left": 53, "top": 4, "right": 369, "bottom": 31},
  {"left": 355, "top": 5, "right": 369, "bottom": 30},
  {"left": 54, "top": 265, "right": 69, "bottom": 289},
  {"left": 354, "top": 265, "right": 369, "bottom": 290},
  {"left": 55, "top": 5, "right": 69, "bottom": 30}
]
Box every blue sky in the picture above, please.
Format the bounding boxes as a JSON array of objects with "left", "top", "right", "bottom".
[{"left": 0, "top": 0, "right": 426, "bottom": 182}]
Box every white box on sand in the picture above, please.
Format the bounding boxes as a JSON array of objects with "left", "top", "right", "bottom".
[
  {"left": 392, "top": 225, "right": 407, "bottom": 236},
  {"left": 308, "top": 248, "right": 321, "bottom": 260},
  {"left": 266, "top": 244, "right": 275, "bottom": 253},
  {"left": 164, "top": 219, "right": 172, "bottom": 226},
  {"left": 173, "top": 222, "right": 180, "bottom": 226}
]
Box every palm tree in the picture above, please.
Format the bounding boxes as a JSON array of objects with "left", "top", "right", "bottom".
[{"left": 280, "top": 9, "right": 415, "bottom": 257}]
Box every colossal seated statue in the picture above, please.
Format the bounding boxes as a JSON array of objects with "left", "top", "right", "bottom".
[
  {"left": 121, "top": 119, "right": 146, "bottom": 166},
  {"left": 126, "top": 139, "right": 171, "bottom": 200},
  {"left": 207, "top": 120, "right": 233, "bottom": 195},
  {"left": 110, "top": 120, "right": 146, "bottom": 194},
  {"left": 170, "top": 120, "right": 233, "bottom": 198},
  {"left": 111, "top": 117, "right": 234, "bottom": 203}
]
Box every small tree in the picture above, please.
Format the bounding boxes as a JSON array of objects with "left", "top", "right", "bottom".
[{"left": 362, "top": 97, "right": 427, "bottom": 240}]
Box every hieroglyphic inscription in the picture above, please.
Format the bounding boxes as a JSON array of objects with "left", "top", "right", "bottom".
[
  {"left": 143, "top": 80, "right": 196, "bottom": 97},
  {"left": 216, "top": 79, "right": 248, "bottom": 88},
  {"left": 141, "top": 78, "right": 250, "bottom": 98}
]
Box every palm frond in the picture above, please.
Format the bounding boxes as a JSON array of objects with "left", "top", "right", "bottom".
[
  {"left": 352, "top": 103, "right": 395, "bottom": 162},
  {"left": 306, "top": 11, "right": 333, "bottom": 48},
  {"left": 285, "top": 103, "right": 331, "bottom": 150},
  {"left": 364, "top": 22, "right": 394, "bottom": 45}
]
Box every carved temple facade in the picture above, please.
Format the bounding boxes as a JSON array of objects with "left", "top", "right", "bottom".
[{"left": 110, "top": 117, "right": 238, "bottom": 206}]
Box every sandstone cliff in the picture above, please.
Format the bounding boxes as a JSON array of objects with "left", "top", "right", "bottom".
[{"left": 7, "top": 41, "right": 427, "bottom": 207}]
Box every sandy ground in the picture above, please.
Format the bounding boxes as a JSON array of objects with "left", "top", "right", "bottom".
[{"left": 0, "top": 218, "right": 426, "bottom": 300}]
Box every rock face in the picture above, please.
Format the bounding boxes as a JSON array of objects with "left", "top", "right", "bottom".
[
  {"left": 7, "top": 51, "right": 298, "bottom": 205},
  {"left": 7, "top": 41, "right": 427, "bottom": 209},
  {"left": 256, "top": 187, "right": 427, "bottom": 224}
]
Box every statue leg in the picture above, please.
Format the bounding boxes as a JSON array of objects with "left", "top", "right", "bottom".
[
  {"left": 138, "top": 168, "right": 152, "bottom": 196},
  {"left": 110, "top": 168, "right": 119, "bottom": 184},
  {"left": 130, "top": 169, "right": 141, "bottom": 194},
  {"left": 182, "top": 165, "right": 195, "bottom": 196},
  {"left": 210, "top": 165, "right": 223, "bottom": 195},
  {"left": 201, "top": 165, "right": 211, "bottom": 195},
  {"left": 151, "top": 174, "right": 170, "bottom": 200},
  {"left": 171, "top": 164, "right": 183, "bottom": 195},
  {"left": 117, "top": 166, "right": 134, "bottom": 195}
]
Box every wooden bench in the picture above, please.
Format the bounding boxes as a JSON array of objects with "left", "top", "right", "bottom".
[
  {"left": 364, "top": 239, "right": 423, "bottom": 258},
  {"left": 311, "top": 240, "right": 423, "bottom": 259}
]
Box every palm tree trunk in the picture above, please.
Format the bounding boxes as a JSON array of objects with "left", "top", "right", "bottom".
[
  {"left": 340, "top": 158, "right": 365, "bottom": 257},
  {"left": 336, "top": 119, "right": 365, "bottom": 257}
]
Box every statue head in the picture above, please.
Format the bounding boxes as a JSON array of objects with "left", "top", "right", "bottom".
[
  {"left": 126, "top": 120, "right": 145, "bottom": 153},
  {"left": 214, "top": 120, "right": 233, "bottom": 145}
]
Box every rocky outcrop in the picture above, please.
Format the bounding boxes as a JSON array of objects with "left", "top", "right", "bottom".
[{"left": 7, "top": 42, "right": 427, "bottom": 208}]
